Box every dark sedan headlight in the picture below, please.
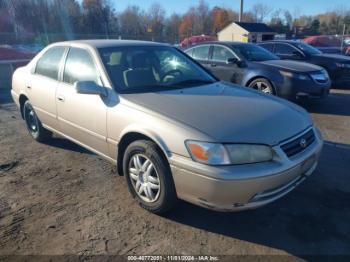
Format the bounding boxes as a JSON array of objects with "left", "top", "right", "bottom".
[
  {"left": 185, "top": 141, "right": 273, "bottom": 165},
  {"left": 335, "top": 62, "right": 350, "bottom": 69},
  {"left": 310, "top": 69, "right": 329, "bottom": 83},
  {"left": 279, "top": 70, "right": 309, "bottom": 80}
]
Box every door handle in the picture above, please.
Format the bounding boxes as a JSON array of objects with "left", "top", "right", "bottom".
[
  {"left": 211, "top": 63, "right": 217, "bottom": 67},
  {"left": 26, "top": 86, "right": 31, "bottom": 89},
  {"left": 57, "top": 95, "right": 65, "bottom": 102}
]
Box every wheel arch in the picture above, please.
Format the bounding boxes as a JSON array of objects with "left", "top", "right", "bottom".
[
  {"left": 116, "top": 131, "right": 170, "bottom": 176},
  {"left": 245, "top": 76, "right": 277, "bottom": 95},
  {"left": 19, "top": 94, "right": 29, "bottom": 119}
]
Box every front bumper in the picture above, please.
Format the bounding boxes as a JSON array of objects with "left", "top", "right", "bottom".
[
  {"left": 330, "top": 68, "right": 350, "bottom": 87},
  {"left": 275, "top": 76, "right": 330, "bottom": 101},
  {"left": 169, "top": 127, "right": 323, "bottom": 212}
]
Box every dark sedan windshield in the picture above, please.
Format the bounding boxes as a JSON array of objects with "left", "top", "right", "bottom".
[
  {"left": 99, "top": 46, "right": 216, "bottom": 93},
  {"left": 295, "top": 43, "right": 322, "bottom": 55},
  {"left": 231, "top": 44, "right": 279, "bottom": 61}
]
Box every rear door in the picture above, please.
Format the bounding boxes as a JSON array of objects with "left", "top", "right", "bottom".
[
  {"left": 208, "top": 45, "right": 243, "bottom": 84},
  {"left": 56, "top": 46, "right": 109, "bottom": 156},
  {"left": 185, "top": 45, "right": 210, "bottom": 69},
  {"left": 26, "top": 46, "right": 66, "bottom": 128}
]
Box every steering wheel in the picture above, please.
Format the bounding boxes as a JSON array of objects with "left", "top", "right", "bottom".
[{"left": 161, "top": 69, "right": 183, "bottom": 83}]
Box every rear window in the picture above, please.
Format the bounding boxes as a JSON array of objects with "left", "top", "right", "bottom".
[{"left": 35, "top": 47, "right": 65, "bottom": 80}]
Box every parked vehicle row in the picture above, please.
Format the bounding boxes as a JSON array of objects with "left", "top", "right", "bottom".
[
  {"left": 258, "top": 40, "right": 350, "bottom": 88},
  {"left": 303, "top": 35, "right": 350, "bottom": 55},
  {"left": 184, "top": 42, "right": 331, "bottom": 100},
  {"left": 12, "top": 40, "right": 323, "bottom": 214}
]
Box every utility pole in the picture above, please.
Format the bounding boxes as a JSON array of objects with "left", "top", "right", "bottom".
[
  {"left": 341, "top": 24, "right": 346, "bottom": 53},
  {"left": 239, "top": 0, "right": 244, "bottom": 22}
]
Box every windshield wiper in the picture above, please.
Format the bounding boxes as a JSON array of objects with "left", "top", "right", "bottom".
[{"left": 172, "top": 79, "right": 215, "bottom": 87}]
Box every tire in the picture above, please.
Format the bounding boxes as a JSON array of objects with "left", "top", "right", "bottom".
[
  {"left": 123, "top": 140, "right": 178, "bottom": 214},
  {"left": 248, "top": 78, "right": 275, "bottom": 95},
  {"left": 23, "top": 100, "right": 52, "bottom": 142}
]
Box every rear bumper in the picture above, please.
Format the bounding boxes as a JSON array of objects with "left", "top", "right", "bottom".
[
  {"left": 169, "top": 127, "right": 323, "bottom": 212},
  {"left": 11, "top": 89, "right": 20, "bottom": 108}
]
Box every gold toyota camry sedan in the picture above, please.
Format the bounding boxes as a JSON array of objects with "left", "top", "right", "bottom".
[{"left": 11, "top": 40, "right": 323, "bottom": 214}]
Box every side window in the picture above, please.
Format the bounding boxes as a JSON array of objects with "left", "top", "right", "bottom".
[
  {"left": 184, "top": 48, "right": 194, "bottom": 57},
  {"left": 212, "top": 46, "right": 235, "bottom": 62},
  {"left": 63, "top": 48, "right": 99, "bottom": 85},
  {"left": 35, "top": 47, "right": 65, "bottom": 80},
  {"left": 192, "top": 46, "right": 209, "bottom": 60},
  {"left": 275, "top": 44, "right": 295, "bottom": 55},
  {"left": 259, "top": 43, "right": 274, "bottom": 52}
]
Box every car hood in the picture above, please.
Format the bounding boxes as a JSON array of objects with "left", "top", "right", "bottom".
[
  {"left": 313, "top": 53, "right": 350, "bottom": 62},
  {"left": 257, "top": 59, "right": 322, "bottom": 72},
  {"left": 121, "top": 82, "right": 312, "bottom": 145}
]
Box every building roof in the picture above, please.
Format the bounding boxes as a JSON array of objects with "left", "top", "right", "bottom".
[{"left": 234, "top": 22, "right": 276, "bottom": 33}]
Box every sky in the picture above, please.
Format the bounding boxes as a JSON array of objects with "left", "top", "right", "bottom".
[{"left": 112, "top": 0, "right": 350, "bottom": 17}]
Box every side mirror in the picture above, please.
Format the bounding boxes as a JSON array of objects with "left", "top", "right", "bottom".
[
  {"left": 74, "top": 81, "right": 107, "bottom": 97},
  {"left": 226, "top": 57, "right": 238, "bottom": 64}
]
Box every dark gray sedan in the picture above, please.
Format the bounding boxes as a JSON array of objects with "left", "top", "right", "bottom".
[
  {"left": 184, "top": 42, "right": 330, "bottom": 101},
  {"left": 258, "top": 40, "right": 350, "bottom": 88}
]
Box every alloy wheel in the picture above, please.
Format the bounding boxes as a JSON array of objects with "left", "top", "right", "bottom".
[
  {"left": 253, "top": 81, "right": 273, "bottom": 94},
  {"left": 129, "top": 154, "right": 161, "bottom": 203}
]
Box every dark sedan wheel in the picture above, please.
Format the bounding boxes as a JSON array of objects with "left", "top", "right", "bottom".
[
  {"left": 23, "top": 100, "right": 52, "bottom": 142},
  {"left": 123, "top": 140, "right": 178, "bottom": 214},
  {"left": 248, "top": 78, "right": 275, "bottom": 95}
]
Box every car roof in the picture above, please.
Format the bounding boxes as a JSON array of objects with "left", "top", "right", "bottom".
[
  {"left": 186, "top": 41, "right": 256, "bottom": 48},
  {"left": 258, "top": 40, "right": 302, "bottom": 45},
  {"left": 50, "top": 39, "right": 169, "bottom": 49}
]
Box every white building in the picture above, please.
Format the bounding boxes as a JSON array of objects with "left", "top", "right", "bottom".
[{"left": 217, "top": 22, "right": 276, "bottom": 43}]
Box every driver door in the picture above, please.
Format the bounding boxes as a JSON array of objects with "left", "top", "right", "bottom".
[
  {"left": 209, "top": 45, "right": 244, "bottom": 84},
  {"left": 56, "top": 47, "right": 109, "bottom": 156},
  {"left": 275, "top": 43, "right": 304, "bottom": 60}
]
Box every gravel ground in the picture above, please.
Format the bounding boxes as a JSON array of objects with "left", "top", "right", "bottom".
[{"left": 0, "top": 88, "right": 349, "bottom": 260}]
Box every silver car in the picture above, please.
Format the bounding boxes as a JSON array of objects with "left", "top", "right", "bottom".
[{"left": 11, "top": 40, "right": 323, "bottom": 213}]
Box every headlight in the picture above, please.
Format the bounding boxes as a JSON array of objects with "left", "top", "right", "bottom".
[
  {"left": 185, "top": 141, "right": 273, "bottom": 165},
  {"left": 280, "top": 70, "right": 309, "bottom": 80},
  {"left": 225, "top": 144, "right": 273, "bottom": 164},
  {"left": 185, "top": 141, "right": 230, "bottom": 165},
  {"left": 335, "top": 62, "right": 350, "bottom": 69}
]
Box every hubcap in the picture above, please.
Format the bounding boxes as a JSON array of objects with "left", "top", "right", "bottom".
[
  {"left": 25, "top": 106, "right": 38, "bottom": 133},
  {"left": 129, "top": 154, "right": 160, "bottom": 203},
  {"left": 253, "top": 81, "right": 272, "bottom": 94}
]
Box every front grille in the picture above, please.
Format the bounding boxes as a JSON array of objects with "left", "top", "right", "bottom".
[{"left": 281, "top": 129, "right": 315, "bottom": 157}]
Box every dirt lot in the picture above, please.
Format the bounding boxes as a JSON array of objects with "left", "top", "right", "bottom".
[{"left": 0, "top": 88, "right": 350, "bottom": 260}]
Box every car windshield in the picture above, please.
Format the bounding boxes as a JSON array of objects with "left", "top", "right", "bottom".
[
  {"left": 99, "top": 45, "right": 216, "bottom": 93},
  {"left": 231, "top": 44, "right": 279, "bottom": 61},
  {"left": 296, "top": 43, "right": 322, "bottom": 55}
]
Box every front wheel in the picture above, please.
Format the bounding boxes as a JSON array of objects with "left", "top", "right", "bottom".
[
  {"left": 248, "top": 78, "right": 275, "bottom": 95},
  {"left": 123, "top": 140, "right": 178, "bottom": 214},
  {"left": 23, "top": 100, "right": 52, "bottom": 142}
]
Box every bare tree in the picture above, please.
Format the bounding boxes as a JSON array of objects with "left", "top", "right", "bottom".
[
  {"left": 251, "top": 3, "right": 272, "bottom": 23},
  {"left": 165, "top": 13, "right": 182, "bottom": 43},
  {"left": 119, "top": 6, "right": 147, "bottom": 39},
  {"left": 146, "top": 3, "right": 166, "bottom": 41}
]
